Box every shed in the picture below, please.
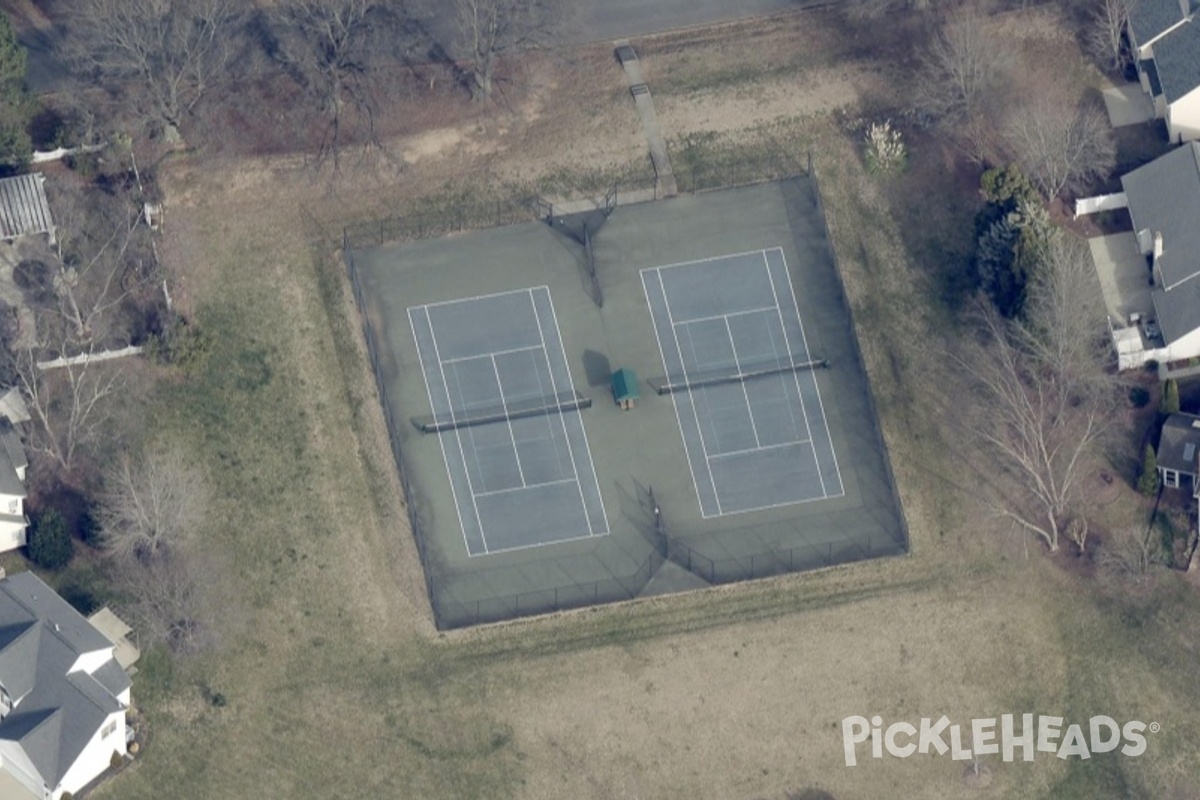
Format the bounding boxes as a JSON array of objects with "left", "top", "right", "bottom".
[
  {"left": 0, "top": 173, "right": 54, "bottom": 244},
  {"left": 611, "top": 368, "right": 639, "bottom": 409}
]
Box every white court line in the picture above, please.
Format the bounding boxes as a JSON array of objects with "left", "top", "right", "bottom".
[
  {"left": 640, "top": 268, "right": 710, "bottom": 519},
  {"left": 674, "top": 305, "right": 777, "bottom": 327},
  {"left": 771, "top": 247, "right": 846, "bottom": 498},
  {"left": 762, "top": 250, "right": 826, "bottom": 498},
  {"left": 698, "top": 489, "right": 845, "bottom": 520},
  {"left": 520, "top": 319, "right": 574, "bottom": 480},
  {"left": 651, "top": 248, "right": 782, "bottom": 273},
  {"left": 475, "top": 478, "right": 577, "bottom": 498},
  {"left": 709, "top": 439, "right": 808, "bottom": 460},
  {"left": 441, "top": 344, "right": 542, "bottom": 365},
  {"left": 408, "top": 306, "right": 485, "bottom": 556},
  {"left": 490, "top": 354, "right": 527, "bottom": 488},
  {"left": 723, "top": 315, "right": 761, "bottom": 449},
  {"left": 535, "top": 287, "right": 612, "bottom": 537},
  {"left": 420, "top": 286, "right": 546, "bottom": 309},
  {"left": 658, "top": 268, "right": 724, "bottom": 516},
  {"left": 528, "top": 289, "right": 585, "bottom": 520},
  {"left": 430, "top": 321, "right": 492, "bottom": 554}
]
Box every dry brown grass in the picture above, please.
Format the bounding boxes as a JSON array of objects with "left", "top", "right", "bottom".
[{"left": 92, "top": 7, "right": 1200, "bottom": 800}]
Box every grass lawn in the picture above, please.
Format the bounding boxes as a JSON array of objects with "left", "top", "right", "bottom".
[{"left": 91, "top": 8, "right": 1200, "bottom": 799}]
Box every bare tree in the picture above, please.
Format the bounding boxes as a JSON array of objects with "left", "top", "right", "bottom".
[
  {"left": 1014, "top": 233, "right": 1110, "bottom": 397},
  {"left": 17, "top": 344, "right": 124, "bottom": 473},
  {"left": 270, "top": 0, "right": 387, "bottom": 169},
  {"left": 113, "top": 544, "right": 229, "bottom": 654},
  {"left": 455, "top": 0, "right": 561, "bottom": 99},
  {"left": 1099, "top": 527, "right": 1167, "bottom": 582},
  {"left": 1003, "top": 99, "right": 1116, "bottom": 198},
  {"left": 70, "top": 0, "right": 239, "bottom": 142},
  {"left": 97, "top": 447, "right": 209, "bottom": 563},
  {"left": 956, "top": 232, "right": 1117, "bottom": 553},
  {"left": 1086, "top": 0, "right": 1134, "bottom": 73},
  {"left": 915, "top": 14, "right": 1014, "bottom": 158}
]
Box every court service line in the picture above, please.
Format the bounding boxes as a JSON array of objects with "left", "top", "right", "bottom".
[
  {"left": 771, "top": 247, "right": 846, "bottom": 498},
  {"left": 475, "top": 478, "right": 577, "bottom": 498},
  {"left": 420, "top": 286, "right": 543, "bottom": 309},
  {"left": 674, "top": 305, "right": 777, "bottom": 327},
  {"left": 490, "top": 354, "right": 527, "bottom": 488},
  {"left": 651, "top": 247, "right": 778, "bottom": 274},
  {"left": 707, "top": 439, "right": 808, "bottom": 461},
  {"left": 528, "top": 288, "right": 593, "bottom": 533},
  {"left": 407, "top": 306, "right": 485, "bottom": 557},
  {"left": 640, "top": 268, "right": 711, "bottom": 521},
  {"left": 441, "top": 344, "right": 543, "bottom": 365},
  {"left": 761, "top": 251, "right": 826, "bottom": 498},
  {"left": 538, "top": 286, "right": 612, "bottom": 536},
  {"left": 723, "top": 316, "right": 761, "bottom": 449},
  {"left": 521, "top": 335, "right": 574, "bottom": 480},
  {"left": 657, "top": 268, "right": 723, "bottom": 516}
]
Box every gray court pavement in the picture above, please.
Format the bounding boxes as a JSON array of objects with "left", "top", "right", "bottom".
[{"left": 351, "top": 176, "right": 907, "bottom": 627}]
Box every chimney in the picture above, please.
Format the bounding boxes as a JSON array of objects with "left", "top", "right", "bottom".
[{"left": 1154, "top": 231, "right": 1163, "bottom": 262}]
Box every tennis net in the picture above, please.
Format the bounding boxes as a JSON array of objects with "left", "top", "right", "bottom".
[
  {"left": 412, "top": 390, "right": 593, "bottom": 433},
  {"left": 648, "top": 357, "right": 829, "bottom": 395}
]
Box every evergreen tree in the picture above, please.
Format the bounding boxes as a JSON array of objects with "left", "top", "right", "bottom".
[
  {"left": 1138, "top": 444, "right": 1161, "bottom": 497},
  {"left": 1161, "top": 378, "right": 1180, "bottom": 415},
  {"left": 0, "top": 13, "right": 30, "bottom": 168},
  {"left": 28, "top": 508, "right": 72, "bottom": 570}
]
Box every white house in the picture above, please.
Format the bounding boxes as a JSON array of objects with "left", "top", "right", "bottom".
[
  {"left": 0, "top": 572, "right": 131, "bottom": 800},
  {"left": 1156, "top": 413, "right": 1200, "bottom": 516},
  {"left": 1128, "top": 0, "right": 1200, "bottom": 142},
  {"left": 0, "top": 421, "right": 28, "bottom": 554},
  {"left": 1097, "top": 141, "right": 1200, "bottom": 373}
]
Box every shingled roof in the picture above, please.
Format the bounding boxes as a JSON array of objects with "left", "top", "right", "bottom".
[
  {"left": 0, "top": 174, "right": 54, "bottom": 242},
  {"left": 1157, "top": 413, "right": 1200, "bottom": 475},
  {"left": 1122, "top": 142, "right": 1200, "bottom": 342},
  {"left": 0, "top": 573, "right": 127, "bottom": 791}
]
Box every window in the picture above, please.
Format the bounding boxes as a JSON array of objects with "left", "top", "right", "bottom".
[
  {"left": 1164, "top": 469, "right": 1179, "bottom": 488},
  {"left": 6, "top": 499, "right": 15, "bottom": 514},
  {"left": 101, "top": 720, "right": 117, "bottom": 740}
]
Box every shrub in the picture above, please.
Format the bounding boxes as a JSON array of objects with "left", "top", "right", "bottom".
[
  {"left": 1137, "top": 444, "right": 1161, "bottom": 497},
  {"left": 864, "top": 120, "right": 907, "bottom": 177},
  {"left": 146, "top": 317, "right": 213, "bottom": 375},
  {"left": 1161, "top": 378, "right": 1180, "bottom": 414},
  {"left": 110, "top": 750, "right": 123, "bottom": 769},
  {"left": 27, "top": 509, "right": 72, "bottom": 570},
  {"left": 1128, "top": 387, "right": 1150, "bottom": 408}
]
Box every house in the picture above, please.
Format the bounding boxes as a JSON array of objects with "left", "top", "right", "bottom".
[
  {"left": 1128, "top": 0, "right": 1200, "bottom": 142},
  {"left": 0, "top": 420, "right": 28, "bottom": 554},
  {"left": 0, "top": 572, "right": 132, "bottom": 800},
  {"left": 1118, "top": 141, "right": 1200, "bottom": 370},
  {"left": 1156, "top": 412, "right": 1200, "bottom": 504}
]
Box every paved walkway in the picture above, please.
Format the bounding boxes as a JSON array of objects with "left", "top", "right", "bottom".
[
  {"left": 1102, "top": 84, "right": 1156, "bottom": 128},
  {"left": 615, "top": 40, "right": 677, "bottom": 197}
]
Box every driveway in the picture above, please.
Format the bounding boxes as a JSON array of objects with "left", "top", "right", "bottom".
[
  {"left": 1102, "top": 84, "right": 1156, "bottom": 128},
  {"left": 1089, "top": 232, "right": 1154, "bottom": 325}
]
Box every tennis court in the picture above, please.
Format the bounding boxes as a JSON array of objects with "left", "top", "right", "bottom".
[
  {"left": 408, "top": 287, "right": 609, "bottom": 555},
  {"left": 641, "top": 248, "right": 843, "bottom": 517}
]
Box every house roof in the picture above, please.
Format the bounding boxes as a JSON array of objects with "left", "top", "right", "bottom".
[
  {"left": 1151, "top": 278, "right": 1200, "bottom": 343},
  {"left": 0, "top": 573, "right": 126, "bottom": 791},
  {"left": 1157, "top": 413, "right": 1200, "bottom": 475},
  {"left": 0, "top": 175, "right": 53, "bottom": 242},
  {"left": 0, "top": 420, "right": 25, "bottom": 499},
  {"left": 1129, "top": 0, "right": 1191, "bottom": 46},
  {"left": 1122, "top": 142, "right": 1200, "bottom": 342},
  {"left": 1152, "top": 19, "right": 1200, "bottom": 103},
  {"left": 0, "top": 388, "right": 29, "bottom": 425}
]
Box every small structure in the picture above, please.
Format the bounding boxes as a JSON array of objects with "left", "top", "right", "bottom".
[
  {"left": 1157, "top": 413, "right": 1200, "bottom": 512},
  {"left": 86, "top": 608, "right": 140, "bottom": 675},
  {"left": 0, "top": 174, "right": 55, "bottom": 245},
  {"left": 611, "top": 368, "right": 640, "bottom": 410}
]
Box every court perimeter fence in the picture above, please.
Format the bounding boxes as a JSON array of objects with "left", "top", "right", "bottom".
[{"left": 341, "top": 154, "right": 909, "bottom": 630}]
